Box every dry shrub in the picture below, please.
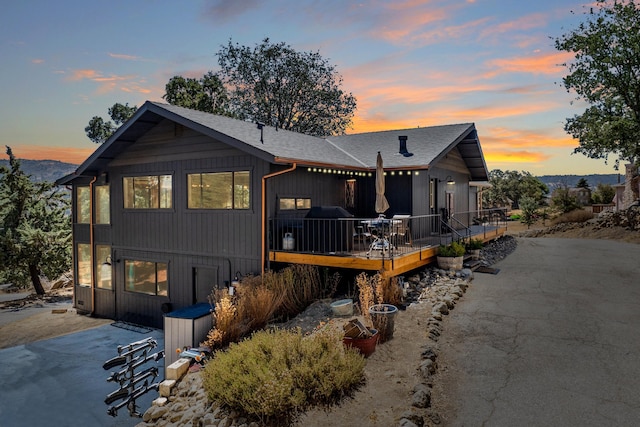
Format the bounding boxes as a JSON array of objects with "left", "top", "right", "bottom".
[
  {"left": 266, "top": 265, "right": 337, "bottom": 319},
  {"left": 356, "top": 272, "right": 403, "bottom": 324},
  {"left": 204, "top": 265, "right": 339, "bottom": 349},
  {"left": 355, "top": 272, "right": 376, "bottom": 325},
  {"left": 552, "top": 209, "right": 594, "bottom": 225},
  {"left": 235, "top": 275, "right": 283, "bottom": 331},
  {"left": 205, "top": 292, "right": 240, "bottom": 348},
  {"left": 202, "top": 328, "right": 366, "bottom": 426},
  {"left": 381, "top": 276, "right": 403, "bottom": 306}
]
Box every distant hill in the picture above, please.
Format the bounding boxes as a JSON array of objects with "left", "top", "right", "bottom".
[
  {"left": 0, "top": 160, "right": 626, "bottom": 191},
  {"left": 0, "top": 159, "right": 78, "bottom": 183},
  {"left": 536, "top": 174, "right": 623, "bottom": 192}
]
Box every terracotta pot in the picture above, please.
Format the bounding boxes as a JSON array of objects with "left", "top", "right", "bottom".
[
  {"left": 343, "top": 329, "right": 379, "bottom": 357},
  {"left": 437, "top": 255, "right": 463, "bottom": 270}
]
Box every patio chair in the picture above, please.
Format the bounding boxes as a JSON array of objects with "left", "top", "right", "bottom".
[{"left": 390, "top": 214, "right": 412, "bottom": 246}]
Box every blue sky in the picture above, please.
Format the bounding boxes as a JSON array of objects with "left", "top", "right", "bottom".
[{"left": 0, "top": 0, "right": 622, "bottom": 175}]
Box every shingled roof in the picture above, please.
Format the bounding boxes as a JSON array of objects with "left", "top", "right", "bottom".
[{"left": 62, "top": 101, "right": 488, "bottom": 182}]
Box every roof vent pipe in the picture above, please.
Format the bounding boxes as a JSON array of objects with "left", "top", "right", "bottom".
[{"left": 398, "top": 135, "right": 413, "bottom": 157}]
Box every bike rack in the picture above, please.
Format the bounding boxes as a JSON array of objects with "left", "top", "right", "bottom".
[{"left": 103, "top": 337, "right": 164, "bottom": 417}]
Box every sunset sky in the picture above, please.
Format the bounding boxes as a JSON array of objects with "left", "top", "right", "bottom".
[{"left": 0, "top": 0, "right": 622, "bottom": 175}]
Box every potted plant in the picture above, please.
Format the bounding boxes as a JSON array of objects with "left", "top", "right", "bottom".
[
  {"left": 437, "top": 241, "right": 466, "bottom": 270},
  {"left": 352, "top": 272, "right": 402, "bottom": 344},
  {"left": 342, "top": 318, "right": 379, "bottom": 357},
  {"left": 466, "top": 238, "right": 484, "bottom": 260}
]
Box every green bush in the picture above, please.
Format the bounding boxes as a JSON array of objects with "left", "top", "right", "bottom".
[
  {"left": 466, "top": 238, "right": 484, "bottom": 250},
  {"left": 438, "top": 241, "right": 466, "bottom": 257},
  {"left": 202, "top": 328, "right": 366, "bottom": 426}
]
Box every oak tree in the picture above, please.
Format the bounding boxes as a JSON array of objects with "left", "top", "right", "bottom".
[
  {"left": 216, "top": 38, "right": 357, "bottom": 137},
  {"left": 85, "top": 102, "right": 138, "bottom": 144},
  {"left": 554, "top": 1, "right": 640, "bottom": 169}
]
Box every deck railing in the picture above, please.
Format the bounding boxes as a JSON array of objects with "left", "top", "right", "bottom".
[{"left": 268, "top": 208, "right": 508, "bottom": 259}]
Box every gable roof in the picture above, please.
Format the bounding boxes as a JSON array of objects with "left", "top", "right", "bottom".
[{"left": 60, "top": 101, "right": 489, "bottom": 183}]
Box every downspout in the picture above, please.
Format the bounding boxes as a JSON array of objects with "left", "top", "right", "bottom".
[
  {"left": 89, "top": 176, "right": 97, "bottom": 315},
  {"left": 261, "top": 163, "right": 297, "bottom": 276}
]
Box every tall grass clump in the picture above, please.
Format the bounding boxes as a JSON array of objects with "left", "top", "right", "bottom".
[
  {"left": 551, "top": 209, "right": 594, "bottom": 225},
  {"left": 204, "top": 265, "right": 338, "bottom": 349},
  {"left": 202, "top": 328, "right": 366, "bottom": 426},
  {"left": 265, "top": 264, "right": 338, "bottom": 319}
]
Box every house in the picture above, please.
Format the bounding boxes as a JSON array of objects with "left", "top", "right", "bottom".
[
  {"left": 569, "top": 187, "right": 592, "bottom": 206},
  {"left": 58, "top": 101, "right": 501, "bottom": 328}
]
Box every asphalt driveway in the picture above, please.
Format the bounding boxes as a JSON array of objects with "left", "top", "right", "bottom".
[
  {"left": 0, "top": 322, "right": 164, "bottom": 427},
  {"left": 437, "top": 237, "right": 640, "bottom": 426}
]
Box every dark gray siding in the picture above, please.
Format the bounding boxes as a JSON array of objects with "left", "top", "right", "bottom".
[
  {"left": 101, "top": 121, "right": 268, "bottom": 328},
  {"left": 268, "top": 168, "right": 346, "bottom": 216}
]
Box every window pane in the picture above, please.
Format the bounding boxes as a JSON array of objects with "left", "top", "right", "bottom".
[
  {"left": 124, "top": 175, "right": 171, "bottom": 209},
  {"left": 157, "top": 263, "right": 168, "bottom": 296},
  {"left": 160, "top": 175, "right": 172, "bottom": 209},
  {"left": 134, "top": 176, "right": 158, "bottom": 209},
  {"left": 95, "top": 185, "right": 110, "bottom": 224},
  {"left": 297, "top": 198, "right": 311, "bottom": 209},
  {"left": 234, "top": 171, "right": 250, "bottom": 209},
  {"left": 96, "top": 245, "right": 112, "bottom": 289},
  {"left": 123, "top": 178, "right": 134, "bottom": 209},
  {"left": 77, "top": 244, "right": 91, "bottom": 287},
  {"left": 77, "top": 187, "right": 90, "bottom": 223},
  {"left": 209, "top": 172, "right": 233, "bottom": 209},
  {"left": 188, "top": 174, "right": 203, "bottom": 208},
  {"left": 125, "top": 260, "right": 157, "bottom": 295},
  {"left": 280, "top": 198, "right": 295, "bottom": 210}
]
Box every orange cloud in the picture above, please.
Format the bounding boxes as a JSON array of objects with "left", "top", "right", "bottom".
[
  {"left": 484, "top": 150, "right": 551, "bottom": 164},
  {"left": 66, "top": 69, "right": 100, "bottom": 81},
  {"left": 65, "top": 68, "right": 152, "bottom": 95},
  {"left": 485, "top": 51, "right": 574, "bottom": 77},
  {"left": 8, "top": 146, "right": 95, "bottom": 164},
  {"left": 31, "top": 58, "right": 45, "bottom": 64},
  {"left": 481, "top": 127, "right": 576, "bottom": 149}
]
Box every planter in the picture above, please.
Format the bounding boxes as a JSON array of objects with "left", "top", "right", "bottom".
[
  {"left": 330, "top": 299, "right": 353, "bottom": 317},
  {"left": 368, "top": 304, "right": 398, "bottom": 343},
  {"left": 437, "top": 255, "right": 463, "bottom": 270},
  {"left": 343, "top": 328, "right": 378, "bottom": 357},
  {"left": 468, "top": 249, "right": 481, "bottom": 260}
]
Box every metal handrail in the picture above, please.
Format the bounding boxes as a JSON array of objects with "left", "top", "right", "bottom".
[{"left": 267, "top": 211, "right": 507, "bottom": 259}]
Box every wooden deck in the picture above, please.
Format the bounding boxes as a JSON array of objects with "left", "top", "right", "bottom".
[{"left": 268, "top": 224, "right": 508, "bottom": 279}]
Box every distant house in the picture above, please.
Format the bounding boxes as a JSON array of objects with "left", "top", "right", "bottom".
[
  {"left": 569, "top": 187, "right": 591, "bottom": 206},
  {"left": 58, "top": 101, "right": 496, "bottom": 328}
]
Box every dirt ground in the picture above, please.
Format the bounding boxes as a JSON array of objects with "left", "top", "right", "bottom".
[
  {"left": 1, "top": 219, "right": 639, "bottom": 426},
  {"left": 0, "top": 288, "right": 111, "bottom": 349}
]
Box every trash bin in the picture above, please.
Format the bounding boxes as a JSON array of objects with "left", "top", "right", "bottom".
[
  {"left": 163, "top": 303, "right": 213, "bottom": 375},
  {"left": 303, "top": 206, "right": 354, "bottom": 252}
]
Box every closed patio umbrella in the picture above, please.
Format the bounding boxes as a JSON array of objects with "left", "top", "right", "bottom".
[{"left": 375, "top": 151, "right": 389, "bottom": 214}]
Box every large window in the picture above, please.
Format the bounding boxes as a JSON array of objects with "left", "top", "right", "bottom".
[
  {"left": 96, "top": 245, "right": 112, "bottom": 290},
  {"left": 77, "top": 187, "right": 90, "bottom": 223},
  {"left": 188, "top": 171, "right": 250, "bottom": 209},
  {"left": 77, "top": 243, "right": 92, "bottom": 287},
  {"left": 125, "top": 260, "right": 168, "bottom": 296},
  {"left": 95, "top": 185, "right": 110, "bottom": 224},
  {"left": 123, "top": 175, "right": 172, "bottom": 209}
]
